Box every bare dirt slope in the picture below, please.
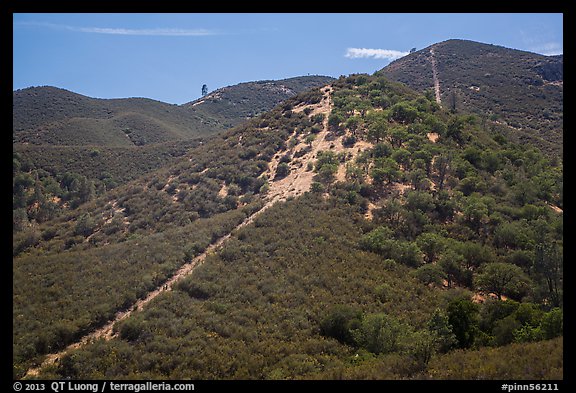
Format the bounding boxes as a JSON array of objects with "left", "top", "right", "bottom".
[
  {"left": 265, "top": 87, "right": 374, "bottom": 203},
  {"left": 264, "top": 86, "right": 334, "bottom": 203}
]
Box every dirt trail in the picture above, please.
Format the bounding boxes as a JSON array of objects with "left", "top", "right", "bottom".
[
  {"left": 24, "top": 85, "right": 336, "bottom": 379},
  {"left": 429, "top": 48, "right": 442, "bottom": 106},
  {"left": 25, "top": 193, "right": 280, "bottom": 378}
]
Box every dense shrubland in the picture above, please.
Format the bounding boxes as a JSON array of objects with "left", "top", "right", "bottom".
[
  {"left": 13, "top": 95, "right": 316, "bottom": 376},
  {"left": 13, "top": 208, "right": 253, "bottom": 378},
  {"left": 14, "top": 80, "right": 349, "bottom": 377},
  {"left": 36, "top": 196, "right": 444, "bottom": 379},
  {"left": 313, "top": 73, "right": 562, "bottom": 309},
  {"left": 15, "top": 72, "right": 562, "bottom": 380},
  {"left": 35, "top": 195, "right": 561, "bottom": 380}
]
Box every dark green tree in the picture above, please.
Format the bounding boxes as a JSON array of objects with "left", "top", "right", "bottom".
[
  {"left": 456, "top": 241, "right": 493, "bottom": 270},
  {"left": 449, "top": 90, "right": 458, "bottom": 113},
  {"left": 389, "top": 126, "right": 409, "bottom": 148},
  {"left": 356, "top": 313, "right": 408, "bottom": 354},
  {"left": 409, "top": 168, "right": 429, "bottom": 190},
  {"left": 413, "top": 149, "right": 434, "bottom": 176},
  {"left": 428, "top": 308, "right": 458, "bottom": 353},
  {"left": 120, "top": 318, "right": 145, "bottom": 342},
  {"left": 474, "top": 263, "right": 530, "bottom": 300},
  {"left": 533, "top": 243, "right": 562, "bottom": 306},
  {"left": 540, "top": 308, "right": 563, "bottom": 339},
  {"left": 74, "top": 213, "right": 97, "bottom": 237},
  {"left": 328, "top": 112, "right": 344, "bottom": 132},
  {"left": 417, "top": 232, "right": 446, "bottom": 263},
  {"left": 433, "top": 153, "right": 451, "bottom": 190},
  {"left": 375, "top": 199, "right": 404, "bottom": 229},
  {"left": 439, "top": 251, "right": 464, "bottom": 288},
  {"left": 413, "top": 264, "right": 445, "bottom": 286},
  {"left": 402, "top": 329, "right": 439, "bottom": 371},
  {"left": 446, "top": 116, "right": 466, "bottom": 144},
  {"left": 389, "top": 102, "right": 418, "bottom": 124},
  {"left": 13, "top": 173, "right": 34, "bottom": 209},
  {"left": 367, "top": 120, "right": 387, "bottom": 143},
  {"left": 371, "top": 158, "right": 400, "bottom": 185},
  {"left": 345, "top": 115, "right": 361, "bottom": 136},
  {"left": 492, "top": 315, "right": 521, "bottom": 346},
  {"left": 391, "top": 148, "right": 411, "bottom": 170},
  {"left": 462, "top": 197, "right": 489, "bottom": 234},
  {"left": 372, "top": 143, "right": 392, "bottom": 158},
  {"left": 447, "top": 299, "right": 479, "bottom": 348}
]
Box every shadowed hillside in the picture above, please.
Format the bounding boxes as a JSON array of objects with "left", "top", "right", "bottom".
[
  {"left": 13, "top": 86, "right": 216, "bottom": 146},
  {"left": 13, "top": 76, "right": 334, "bottom": 147}
]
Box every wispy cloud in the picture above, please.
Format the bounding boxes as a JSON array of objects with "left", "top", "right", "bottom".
[
  {"left": 15, "top": 21, "right": 220, "bottom": 36},
  {"left": 72, "top": 27, "right": 217, "bottom": 36},
  {"left": 519, "top": 28, "right": 563, "bottom": 56},
  {"left": 345, "top": 48, "right": 409, "bottom": 60},
  {"left": 528, "top": 42, "right": 563, "bottom": 56}
]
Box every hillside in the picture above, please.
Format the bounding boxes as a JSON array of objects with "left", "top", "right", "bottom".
[
  {"left": 184, "top": 75, "right": 336, "bottom": 129},
  {"left": 13, "top": 75, "right": 334, "bottom": 147},
  {"left": 379, "top": 39, "right": 563, "bottom": 157},
  {"left": 15, "top": 72, "right": 562, "bottom": 380},
  {"left": 12, "top": 76, "right": 334, "bottom": 224},
  {"left": 13, "top": 86, "right": 216, "bottom": 146},
  {"left": 13, "top": 139, "right": 202, "bottom": 193}
]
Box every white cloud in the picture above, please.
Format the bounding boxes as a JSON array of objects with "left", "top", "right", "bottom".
[
  {"left": 345, "top": 48, "right": 409, "bottom": 60},
  {"left": 519, "top": 29, "right": 563, "bottom": 56},
  {"left": 72, "top": 27, "right": 217, "bottom": 36},
  {"left": 528, "top": 42, "right": 563, "bottom": 56},
  {"left": 15, "top": 21, "right": 219, "bottom": 36}
]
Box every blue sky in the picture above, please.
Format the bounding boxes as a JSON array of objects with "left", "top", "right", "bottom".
[{"left": 13, "top": 13, "right": 563, "bottom": 104}]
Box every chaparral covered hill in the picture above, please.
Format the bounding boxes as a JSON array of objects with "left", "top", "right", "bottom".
[
  {"left": 14, "top": 42, "right": 562, "bottom": 381},
  {"left": 380, "top": 39, "right": 563, "bottom": 157}
]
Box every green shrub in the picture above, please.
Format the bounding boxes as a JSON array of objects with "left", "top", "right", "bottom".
[
  {"left": 320, "top": 305, "right": 362, "bottom": 346},
  {"left": 275, "top": 163, "right": 291, "bottom": 179}
]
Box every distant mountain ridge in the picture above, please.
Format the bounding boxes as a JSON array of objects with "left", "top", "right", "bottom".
[
  {"left": 13, "top": 86, "right": 213, "bottom": 146},
  {"left": 379, "top": 39, "right": 563, "bottom": 156},
  {"left": 13, "top": 75, "right": 334, "bottom": 147},
  {"left": 184, "top": 75, "right": 336, "bottom": 128}
]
